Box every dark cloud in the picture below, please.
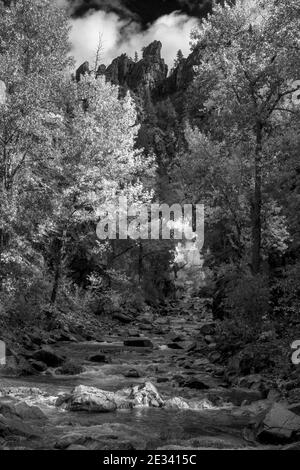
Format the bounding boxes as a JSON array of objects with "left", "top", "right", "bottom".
[{"left": 67, "top": 0, "right": 218, "bottom": 26}]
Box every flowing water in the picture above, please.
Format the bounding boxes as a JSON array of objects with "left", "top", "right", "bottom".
[{"left": 0, "top": 340, "right": 261, "bottom": 449}]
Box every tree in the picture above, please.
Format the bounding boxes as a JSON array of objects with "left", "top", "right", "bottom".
[
  {"left": 44, "top": 75, "right": 155, "bottom": 303},
  {"left": 173, "top": 49, "right": 184, "bottom": 68},
  {"left": 189, "top": 0, "right": 300, "bottom": 273},
  {"left": 0, "top": 0, "right": 73, "bottom": 294}
]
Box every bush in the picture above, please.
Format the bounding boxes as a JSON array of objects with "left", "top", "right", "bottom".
[{"left": 223, "top": 271, "right": 270, "bottom": 329}]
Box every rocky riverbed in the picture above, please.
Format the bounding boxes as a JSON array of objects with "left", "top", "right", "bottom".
[{"left": 1, "top": 300, "right": 300, "bottom": 450}]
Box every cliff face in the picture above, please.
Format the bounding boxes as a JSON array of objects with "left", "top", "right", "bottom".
[
  {"left": 75, "top": 40, "right": 202, "bottom": 187},
  {"left": 76, "top": 40, "right": 200, "bottom": 111},
  {"left": 101, "top": 41, "right": 168, "bottom": 95}
]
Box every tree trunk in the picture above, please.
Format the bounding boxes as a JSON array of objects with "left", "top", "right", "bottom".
[
  {"left": 138, "top": 241, "right": 143, "bottom": 284},
  {"left": 50, "top": 229, "right": 66, "bottom": 304},
  {"left": 251, "top": 122, "right": 263, "bottom": 274},
  {"left": 50, "top": 262, "right": 61, "bottom": 304}
]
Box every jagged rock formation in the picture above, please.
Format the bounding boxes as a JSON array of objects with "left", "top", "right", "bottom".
[
  {"left": 104, "top": 41, "right": 168, "bottom": 95},
  {"left": 75, "top": 40, "right": 200, "bottom": 111}
]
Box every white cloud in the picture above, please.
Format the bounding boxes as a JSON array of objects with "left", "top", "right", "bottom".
[{"left": 69, "top": 10, "right": 198, "bottom": 69}]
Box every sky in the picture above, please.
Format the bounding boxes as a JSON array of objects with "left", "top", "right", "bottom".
[
  {"left": 57, "top": 0, "right": 210, "bottom": 68},
  {"left": 69, "top": 10, "right": 199, "bottom": 68}
]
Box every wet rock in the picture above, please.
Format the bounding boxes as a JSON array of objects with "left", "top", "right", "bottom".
[
  {"left": 172, "top": 374, "right": 186, "bottom": 386},
  {"left": 204, "top": 335, "right": 214, "bottom": 344},
  {"left": 0, "top": 414, "right": 38, "bottom": 438},
  {"left": 0, "top": 356, "right": 36, "bottom": 377},
  {"left": 113, "top": 313, "right": 132, "bottom": 324},
  {"left": 169, "top": 333, "right": 185, "bottom": 343},
  {"left": 189, "top": 399, "right": 215, "bottom": 410},
  {"left": 287, "top": 387, "right": 300, "bottom": 404},
  {"left": 238, "top": 374, "right": 269, "bottom": 394},
  {"left": 157, "top": 377, "right": 169, "bottom": 383},
  {"left": 0, "top": 401, "right": 47, "bottom": 422},
  {"left": 55, "top": 360, "right": 84, "bottom": 375},
  {"left": 55, "top": 331, "right": 78, "bottom": 342},
  {"left": 30, "top": 347, "right": 64, "bottom": 367},
  {"left": 288, "top": 403, "right": 300, "bottom": 416},
  {"left": 129, "top": 382, "right": 164, "bottom": 407},
  {"left": 199, "top": 323, "right": 216, "bottom": 336},
  {"left": 193, "top": 358, "right": 210, "bottom": 367},
  {"left": 208, "top": 351, "right": 222, "bottom": 363},
  {"left": 65, "top": 385, "right": 119, "bottom": 412},
  {"left": 88, "top": 354, "right": 107, "bottom": 363},
  {"left": 124, "top": 339, "right": 153, "bottom": 348},
  {"left": 167, "top": 342, "right": 183, "bottom": 350},
  {"left": 28, "top": 360, "right": 47, "bottom": 373},
  {"left": 67, "top": 444, "right": 88, "bottom": 450},
  {"left": 139, "top": 325, "right": 152, "bottom": 331},
  {"left": 55, "top": 423, "right": 145, "bottom": 450},
  {"left": 182, "top": 376, "right": 214, "bottom": 390},
  {"left": 164, "top": 397, "right": 190, "bottom": 410},
  {"left": 28, "top": 333, "right": 43, "bottom": 346},
  {"left": 124, "top": 369, "right": 140, "bottom": 378},
  {"left": 128, "top": 330, "right": 140, "bottom": 337},
  {"left": 282, "top": 442, "right": 300, "bottom": 450},
  {"left": 256, "top": 403, "right": 300, "bottom": 443},
  {"left": 208, "top": 387, "right": 263, "bottom": 406},
  {"left": 267, "top": 389, "right": 281, "bottom": 402}
]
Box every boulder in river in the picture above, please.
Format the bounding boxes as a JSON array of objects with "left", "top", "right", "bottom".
[
  {"left": 128, "top": 382, "right": 164, "bottom": 408},
  {"left": 208, "top": 387, "right": 263, "bottom": 406},
  {"left": 256, "top": 403, "right": 300, "bottom": 443},
  {"left": 124, "top": 338, "right": 153, "bottom": 348},
  {"left": 58, "top": 382, "right": 164, "bottom": 411},
  {"left": 124, "top": 368, "right": 140, "bottom": 378},
  {"left": 66, "top": 385, "right": 122, "bottom": 412},
  {"left": 88, "top": 354, "right": 107, "bottom": 363},
  {"left": 0, "top": 413, "right": 38, "bottom": 438},
  {"left": 30, "top": 347, "right": 65, "bottom": 367},
  {"left": 164, "top": 397, "right": 190, "bottom": 410},
  {"left": 0, "top": 401, "right": 47, "bottom": 422}
]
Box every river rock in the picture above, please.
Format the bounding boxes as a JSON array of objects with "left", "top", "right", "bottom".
[
  {"left": 182, "top": 376, "right": 216, "bottom": 390},
  {"left": 65, "top": 385, "right": 119, "bottom": 412},
  {"left": 55, "top": 360, "right": 84, "bottom": 375},
  {"left": 0, "top": 401, "right": 47, "bottom": 422},
  {"left": 164, "top": 397, "right": 190, "bottom": 410},
  {"left": 55, "top": 423, "right": 146, "bottom": 450},
  {"left": 30, "top": 347, "right": 64, "bottom": 367},
  {"left": 199, "top": 322, "right": 216, "bottom": 336},
  {"left": 167, "top": 342, "right": 183, "bottom": 350},
  {"left": 113, "top": 313, "right": 132, "bottom": 324},
  {"left": 208, "top": 387, "right": 263, "bottom": 406},
  {"left": 88, "top": 354, "right": 107, "bottom": 363},
  {"left": 124, "top": 339, "right": 153, "bottom": 348},
  {"left": 28, "top": 360, "right": 48, "bottom": 372},
  {"left": 0, "top": 413, "right": 38, "bottom": 438},
  {"left": 257, "top": 403, "right": 300, "bottom": 442},
  {"left": 128, "top": 382, "right": 164, "bottom": 407},
  {"left": 238, "top": 374, "right": 269, "bottom": 394},
  {"left": 124, "top": 368, "right": 140, "bottom": 378}
]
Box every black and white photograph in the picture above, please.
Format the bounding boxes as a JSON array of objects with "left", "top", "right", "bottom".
[{"left": 0, "top": 0, "right": 300, "bottom": 458}]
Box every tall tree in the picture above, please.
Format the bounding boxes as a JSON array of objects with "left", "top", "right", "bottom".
[{"left": 189, "top": 0, "right": 300, "bottom": 273}]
